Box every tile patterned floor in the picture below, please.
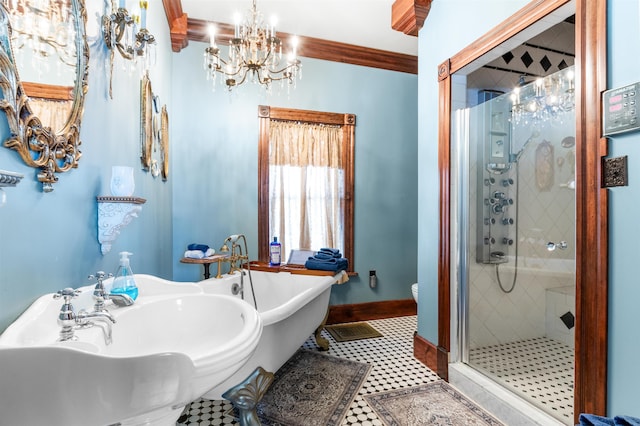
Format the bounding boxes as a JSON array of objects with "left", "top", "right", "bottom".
[
  {"left": 178, "top": 317, "right": 573, "bottom": 425},
  {"left": 178, "top": 316, "right": 440, "bottom": 425},
  {"left": 469, "top": 336, "right": 574, "bottom": 424}
]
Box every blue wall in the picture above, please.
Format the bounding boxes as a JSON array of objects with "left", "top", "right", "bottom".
[
  {"left": 170, "top": 43, "right": 419, "bottom": 307},
  {"left": 416, "top": 0, "right": 528, "bottom": 344},
  {"left": 0, "top": 2, "right": 175, "bottom": 332},
  {"left": 606, "top": 0, "right": 640, "bottom": 415},
  {"left": 0, "top": 5, "right": 418, "bottom": 332},
  {"left": 416, "top": 0, "right": 640, "bottom": 417}
]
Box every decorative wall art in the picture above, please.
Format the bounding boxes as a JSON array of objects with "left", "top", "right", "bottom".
[
  {"left": 161, "top": 104, "right": 169, "bottom": 181},
  {"left": 139, "top": 72, "right": 169, "bottom": 181},
  {"left": 140, "top": 72, "right": 153, "bottom": 170}
]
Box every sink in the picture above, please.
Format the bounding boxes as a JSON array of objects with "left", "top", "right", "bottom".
[{"left": 0, "top": 275, "right": 262, "bottom": 426}]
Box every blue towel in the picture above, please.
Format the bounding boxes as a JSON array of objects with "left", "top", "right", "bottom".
[
  {"left": 188, "top": 243, "right": 209, "bottom": 252},
  {"left": 319, "top": 247, "right": 341, "bottom": 258},
  {"left": 579, "top": 414, "right": 640, "bottom": 426},
  {"left": 305, "top": 256, "right": 348, "bottom": 272},
  {"left": 313, "top": 252, "right": 335, "bottom": 260}
]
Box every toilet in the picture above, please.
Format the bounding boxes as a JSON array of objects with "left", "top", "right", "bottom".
[{"left": 411, "top": 283, "right": 418, "bottom": 303}]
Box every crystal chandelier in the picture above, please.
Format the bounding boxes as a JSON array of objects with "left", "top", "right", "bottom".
[
  {"left": 8, "top": 0, "right": 77, "bottom": 71},
  {"left": 510, "top": 66, "right": 575, "bottom": 125},
  {"left": 203, "top": 0, "right": 301, "bottom": 92}
]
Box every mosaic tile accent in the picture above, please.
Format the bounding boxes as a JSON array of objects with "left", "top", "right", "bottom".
[{"left": 469, "top": 336, "right": 574, "bottom": 423}]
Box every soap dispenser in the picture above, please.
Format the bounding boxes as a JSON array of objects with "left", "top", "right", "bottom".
[{"left": 111, "top": 251, "right": 138, "bottom": 300}]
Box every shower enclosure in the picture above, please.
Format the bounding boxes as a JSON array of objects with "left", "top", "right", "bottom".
[{"left": 453, "top": 66, "right": 576, "bottom": 424}]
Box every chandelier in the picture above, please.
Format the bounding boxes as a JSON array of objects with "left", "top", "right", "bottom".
[
  {"left": 8, "top": 0, "right": 77, "bottom": 71},
  {"left": 510, "top": 66, "right": 575, "bottom": 125},
  {"left": 203, "top": 0, "right": 301, "bottom": 92}
]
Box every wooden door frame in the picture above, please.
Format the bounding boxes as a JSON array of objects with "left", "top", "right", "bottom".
[{"left": 436, "top": 0, "right": 608, "bottom": 422}]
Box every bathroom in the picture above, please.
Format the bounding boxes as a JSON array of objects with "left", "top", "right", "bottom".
[
  {"left": 0, "top": 0, "right": 418, "bottom": 336},
  {"left": 1, "top": 0, "right": 640, "bottom": 424}
]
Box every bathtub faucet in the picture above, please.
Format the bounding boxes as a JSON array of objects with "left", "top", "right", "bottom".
[{"left": 219, "top": 234, "right": 249, "bottom": 274}]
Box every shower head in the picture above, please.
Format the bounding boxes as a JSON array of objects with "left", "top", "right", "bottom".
[{"left": 511, "top": 130, "right": 540, "bottom": 163}]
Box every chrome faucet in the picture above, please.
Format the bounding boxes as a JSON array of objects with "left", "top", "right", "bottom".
[
  {"left": 89, "top": 271, "right": 134, "bottom": 310},
  {"left": 89, "top": 271, "right": 113, "bottom": 312},
  {"left": 547, "top": 241, "right": 568, "bottom": 251},
  {"left": 76, "top": 309, "right": 116, "bottom": 345},
  {"left": 54, "top": 287, "right": 117, "bottom": 345},
  {"left": 53, "top": 287, "right": 81, "bottom": 342}
]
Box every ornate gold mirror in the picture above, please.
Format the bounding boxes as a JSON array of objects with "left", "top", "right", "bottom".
[{"left": 0, "top": 0, "right": 89, "bottom": 192}]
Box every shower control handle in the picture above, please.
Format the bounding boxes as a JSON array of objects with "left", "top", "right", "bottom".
[
  {"left": 547, "top": 241, "right": 568, "bottom": 251},
  {"left": 484, "top": 237, "right": 495, "bottom": 245}
]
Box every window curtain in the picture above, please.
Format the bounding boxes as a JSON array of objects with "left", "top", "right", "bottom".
[{"left": 269, "top": 120, "right": 344, "bottom": 260}]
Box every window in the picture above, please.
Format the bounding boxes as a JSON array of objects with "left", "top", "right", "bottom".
[{"left": 257, "top": 105, "right": 355, "bottom": 270}]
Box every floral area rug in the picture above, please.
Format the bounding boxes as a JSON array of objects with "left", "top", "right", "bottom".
[
  {"left": 234, "top": 348, "right": 370, "bottom": 425},
  {"left": 364, "top": 381, "right": 504, "bottom": 426}
]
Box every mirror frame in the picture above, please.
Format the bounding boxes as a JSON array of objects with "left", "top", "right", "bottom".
[
  {"left": 435, "top": 0, "right": 607, "bottom": 421},
  {"left": 0, "top": 0, "right": 89, "bottom": 192}
]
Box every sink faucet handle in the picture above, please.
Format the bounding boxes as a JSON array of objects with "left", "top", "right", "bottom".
[
  {"left": 88, "top": 271, "right": 113, "bottom": 284},
  {"left": 53, "top": 287, "right": 81, "bottom": 302},
  {"left": 54, "top": 288, "right": 82, "bottom": 341},
  {"left": 88, "top": 272, "right": 113, "bottom": 312}
]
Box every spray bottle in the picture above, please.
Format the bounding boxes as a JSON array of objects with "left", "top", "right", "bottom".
[{"left": 111, "top": 251, "right": 138, "bottom": 300}]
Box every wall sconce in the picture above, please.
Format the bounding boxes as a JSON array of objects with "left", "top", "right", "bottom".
[{"left": 102, "top": 0, "right": 156, "bottom": 97}]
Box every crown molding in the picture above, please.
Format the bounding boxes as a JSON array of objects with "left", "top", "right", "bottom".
[
  {"left": 392, "top": 0, "right": 432, "bottom": 36},
  {"left": 162, "top": 0, "right": 417, "bottom": 74}
]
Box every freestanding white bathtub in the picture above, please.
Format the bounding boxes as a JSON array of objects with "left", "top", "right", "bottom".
[{"left": 197, "top": 269, "right": 342, "bottom": 400}]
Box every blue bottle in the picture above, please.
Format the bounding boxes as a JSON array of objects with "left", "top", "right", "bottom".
[
  {"left": 111, "top": 251, "right": 138, "bottom": 300},
  {"left": 269, "top": 237, "right": 282, "bottom": 266}
]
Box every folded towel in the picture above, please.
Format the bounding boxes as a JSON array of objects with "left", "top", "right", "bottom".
[
  {"left": 579, "top": 414, "right": 640, "bottom": 426},
  {"left": 204, "top": 248, "right": 216, "bottom": 257},
  {"left": 305, "top": 257, "right": 348, "bottom": 272},
  {"left": 184, "top": 250, "right": 205, "bottom": 259},
  {"left": 319, "top": 247, "right": 341, "bottom": 258},
  {"left": 313, "top": 252, "right": 335, "bottom": 260},
  {"left": 188, "top": 243, "right": 209, "bottom": 252}
]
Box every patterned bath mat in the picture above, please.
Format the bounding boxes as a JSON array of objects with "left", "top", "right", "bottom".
[
  {"left": 364, "top": 381, "right": 504, "bottom": 425},
  {"left": 325, "top": 321, "right": 383, "bottom": 342},
  {"left": 232, "top": 348, "right": 371, "bottom": 425}
]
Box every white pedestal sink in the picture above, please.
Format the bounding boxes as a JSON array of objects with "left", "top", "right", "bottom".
[{"left": 0, "top": 274, "right": 262, "bottom": 426}]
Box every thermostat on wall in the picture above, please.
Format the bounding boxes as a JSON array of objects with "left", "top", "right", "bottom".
[{"left": 603, "top": 82, "right": 640, "bottom": 136}]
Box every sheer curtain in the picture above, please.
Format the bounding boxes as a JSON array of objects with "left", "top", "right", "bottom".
[{"left": 269, "top": 120, "right": 344, "bottom": 260}]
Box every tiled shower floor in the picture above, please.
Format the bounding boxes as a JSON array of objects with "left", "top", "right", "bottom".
[
  {"left": 178, "top": 316, "right": 441, "bottom": 425},
  {"left": 469, "top": 336, "right": 574, "bottom": 424}
]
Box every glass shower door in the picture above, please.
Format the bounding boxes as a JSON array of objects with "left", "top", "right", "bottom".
[{"left": 461, "top": 67, "right": 576, "bottom": 424}]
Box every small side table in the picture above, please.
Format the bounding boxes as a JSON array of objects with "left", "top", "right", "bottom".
[{"left": 180, "top": 254, "right": 229, "bottom": 280}]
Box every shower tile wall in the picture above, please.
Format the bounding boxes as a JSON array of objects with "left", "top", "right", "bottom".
[{"left": 468, "top": 105, "right": 576, "bottom": 350}]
